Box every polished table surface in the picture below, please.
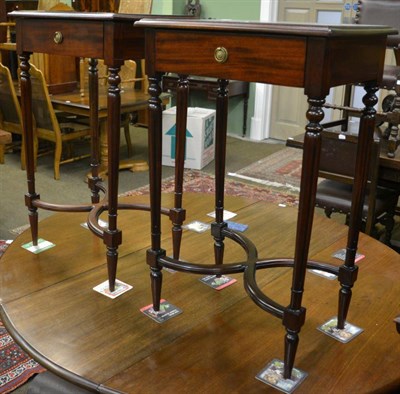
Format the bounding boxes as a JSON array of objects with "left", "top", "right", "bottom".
[
  {"left": 51, "top": 87, "right": 150, "bottom": 119},
  {"left": 50, "top": 87, "right": 154, "bottom": 173},
  {"left": 1, "top": 193, "right": 399, "bottom": 393}
]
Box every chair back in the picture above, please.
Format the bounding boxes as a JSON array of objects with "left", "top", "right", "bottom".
[
  {"left": 29, "top": 63, "right": 61, "bottom": 135},
  {"left": 29, "top": 63, "right": 91, "bottom": 179},
  {"left": 37, "top": 0, "right": 65, "bottom": 11},
  {"left": 355, "top": 0, "right": 400, "bottom": 48},
  {"left": 118, "top": 0, "right": 153, "bottom": 14},
  {"left": 319, "top": 130, "right": 381, "bottom": 232},
  {"left": 0, "top": 62, "right": 22, "bottom": 131},
  {"left": 319, "top": 130, "right": 380, "bottom": 184}
]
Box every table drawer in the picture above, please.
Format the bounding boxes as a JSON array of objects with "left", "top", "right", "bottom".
[
  {"left": 154, "top": 30, "right": 306, "bottom": 87},
  {"left": 18, "top": 19, "right": 104, "bottom": 58}
]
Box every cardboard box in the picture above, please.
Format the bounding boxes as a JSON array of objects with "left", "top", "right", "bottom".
[{"left": 162, "top": 107, "right": 216, "bottom": 170}]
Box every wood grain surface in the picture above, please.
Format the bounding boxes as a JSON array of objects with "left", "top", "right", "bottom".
[{"left": 1, "top": 193, "right": 399, "bottom": 393}]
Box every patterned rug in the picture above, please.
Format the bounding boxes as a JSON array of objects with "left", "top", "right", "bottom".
[
  {"left": 0, "top": 243, "right": 46, "bottom": 394},
  {"left": 228, "top": 147, "right": 303, "bottom": 193},
  {"left": 121, "top": 169, "right": 299, "bottom": 207}
]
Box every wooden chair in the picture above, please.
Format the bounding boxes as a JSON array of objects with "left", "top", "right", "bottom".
[
  {"left": 37, "top": 0, "right": 69, "bottom": 10},
  {"left": 30, "top": 63, "right": 91, "bottom": 180},
  {"left": 0, "top": 129, "right": 11, "bottom": 164},
  {"left": 79, "top": 59, "right": 145, "bottom": 156},
  {"left": 117, "top": 0, "right": 152, "bottom": 154},
  {"left": 0, "top": 62, "right": 25, "bottom": 168},
  {"left": 117, "top": 0, "right": 153, "bottom": 14},
  {"left": 0, "top": 22, "right": 16, "bottom": 61},
  {"left": 79, "top": 58, "right": 108, "bottom": 97},
  {"left": 315, "top": 130, "right": 399, "bottom": 245},
  {"left": 325, "top": 0, "right": 400, "bottom": 157}
]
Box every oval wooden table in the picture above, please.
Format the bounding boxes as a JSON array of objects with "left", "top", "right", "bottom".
[{"left": 0, "top": 193, "right": 399, "bottom": 393}]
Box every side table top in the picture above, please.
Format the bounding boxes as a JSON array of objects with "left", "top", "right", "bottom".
[{"left": 136, "top": 18, "right": 397, "bottom": 37}]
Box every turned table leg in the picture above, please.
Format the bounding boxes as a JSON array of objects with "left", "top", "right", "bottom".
[
  {"left": 87, "top": 58, "right": 103, "bottom": 204},
  {"left": 337, "top": 84, "right": 378, "bottom": 329},
  {"left": 283, "top": 97, "right": 325, "bottom": 379},
  {"left": 104, "top": 65, "right": 123, "bottom": 292},
  {"left": 170, "top": 75, "right": 189, "bottom": 260},
  {"left": 20, "top": 53, "right": 39, "bottom": 246},
  {"left": 212, "top": 79, "right": 229, "bottom": 268},
  {"left": 147, "top": 74, "right": 165, "bottom": 311}
]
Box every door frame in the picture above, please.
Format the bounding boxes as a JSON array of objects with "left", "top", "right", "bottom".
[{"left": 249, "top": 0, "right": 278, "bottom": 140}]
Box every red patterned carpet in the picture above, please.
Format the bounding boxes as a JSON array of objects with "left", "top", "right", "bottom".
[
  {"left": 229, "top": 147, "right": 303, "bottom": 193},
  {"left": 0, "top": 243, "right": 46, "bottom": 394},
  {"left": 122, "top": 169, "right": 299, "bottom": 207}
]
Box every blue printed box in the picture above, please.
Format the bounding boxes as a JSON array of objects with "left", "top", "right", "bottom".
[{"left": 162, "top": 107, "right": 216, "bottom": 170}]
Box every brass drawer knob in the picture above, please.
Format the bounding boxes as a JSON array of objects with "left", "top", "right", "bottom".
[
  {"left": 214, "top": 47, "right": 228, "bottom": 63},
  {"left": 53, "top": 31, "right": 63, "bottom": 44}
]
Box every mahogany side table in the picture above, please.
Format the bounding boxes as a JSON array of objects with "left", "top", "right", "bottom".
[
  {"left": 11, "top": 11, "right": 189, "bottom": 292},
  {"left": 136, "top": 18, "right": 395, "bottom": 382}
]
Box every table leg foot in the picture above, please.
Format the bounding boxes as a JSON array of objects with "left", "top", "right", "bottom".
[
  {"left": 104, "top": 229, "right": 122, "bottom": 293},
  {"left": 337, "top": 264, "right": 358, "bottom": 329},
  {"left": 150, "top": 268, "right": 163, "bottom": 312},
  {"left": 25, "top": 193, "right": 40, "bottom": 246},
  {"left": 256, "top": 358, "right": 308, "bottom": 392},
  {"left": 283, "top": 329, "right": 299, "bottom": 380},
  {"left": 318, "top": 316, "right": 363, "bottom": 343},
  {"left": 147, "top": 248, "right": 166, "bottom": 312},
  {"left": 106, "top": 247, "right": 118, "bottom": 292}
]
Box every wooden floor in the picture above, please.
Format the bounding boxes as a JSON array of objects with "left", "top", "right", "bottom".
[{"left": 0, "top": 193, "right": 399, "bottom": 393}]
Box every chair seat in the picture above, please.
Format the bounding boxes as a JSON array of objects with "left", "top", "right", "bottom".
[{"left": 316, "top": 179, "right": 398, "bottom": 217}]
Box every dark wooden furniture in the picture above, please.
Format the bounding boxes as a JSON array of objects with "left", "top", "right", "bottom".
[
  {"left": 0, "top": 1, "right": 38, "bottom": 77},
  {"left": 2, "top": 2, "right": 79, "bottom": 92},
  {"left": 11, "top": 11, "right": 187, "bottom": 294},
  {"left": 323, "top": 0, "right": 400, "bottom": 158},
  {"left": 71, "top": 0, "right": 116, "bottom": 12},
  {"left": 314, "top": 130, "right": 398, "bottom": 244},
  {"left": 286, "top": 132, "right": 400, "bottom": 187},
  {"left": 162, "top": 75, "right": 249, "bottom": 136},
  {"left": 1, "top": 194, "right": 399, "bottom": 393},
  {"left": 136, "top": 17, "right": 395, "bottom": 382}
]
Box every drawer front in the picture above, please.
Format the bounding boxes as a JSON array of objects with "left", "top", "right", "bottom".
[
  {"left": 18, "top": 19, "right": 104, "bottom": 58},
  {"left": 153, "top": 30, "right": 306, "bottom": 87}
]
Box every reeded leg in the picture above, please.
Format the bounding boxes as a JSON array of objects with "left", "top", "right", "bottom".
[
  {"left": 337, "top": 84, "right": 378, "bottom": 329},
  {"left": 87, "top": 58, "right": 102, "bottom": 204},
  {"left": 20, "top": 53, "right": 39, "bottom": 246},
  {"left": 170, "top": 75, "right": 188, "bottom": 260},
  {"left": 283, "top": 97, "right": 325, "bottom": 379},
  {"left": 212, "top": 79, "right": 229, "bottom": 268},
  {"left": 147, "top": 73, "right": 166, "bottom": 311},
  {"left": 104, "top": 65, "right": 123, "bottom": 292}
]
